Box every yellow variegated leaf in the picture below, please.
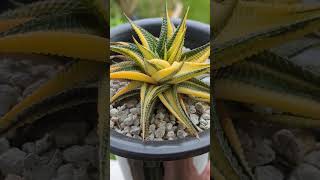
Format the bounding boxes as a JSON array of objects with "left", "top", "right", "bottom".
[
  {"left": 167, "top": 23, "right": 187, "bottom": 63},
  {"left": 140, "top": 84, "right": 170, "bottom": 140},
  {"left": 182, "top": 43, "right": 210, "bottom": 63},
  {"left": 111, "top": 71, "right": 157, "bottom": 84},
  {"left": 177, "top": 80, "right": 210, "bottom": 100},
  {"left": 111, "top": 45, "right": 145, "bottom": 69},
  {"left": 167, "top": 7, "right": 188, "bottom": 53},
  {"left": 110, "top": 61, "right": 140, "bottom": 73},
  {"left": 148, "top": 59, "right": 171, "bottom": 69},
  {"left": 144, "top": 59, "right": 160, "bottom": 75},
  {"left": 0, "top": 31, "right": 107, "bottom": 62},
  {"left": 168, "top": 36, "right": 185, "bottom": 64},
  {"left": 158, "top": 87, "right": 198, "bottom": 137},
  {"left": 133, "top": 37, "right": 157, "bottom": 60},
  {"left": 169, "top": 62, "right": 210, "bottom": 84},
  {"left": 124, "top": 15, "right": 157, "bottom": 51},
  {"left": 166, "top": 2, "right": 174, "bottom": 40},
  {"left": 111, "top": 81, "right": 142, "bottom": 103},
  {"left": 151, "top": 61, "right": 183, "bottom": 83}
]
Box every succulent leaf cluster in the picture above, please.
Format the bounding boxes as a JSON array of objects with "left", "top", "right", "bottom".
[{"left": 110, "top": 4, "right": 210, "bottom": 140}]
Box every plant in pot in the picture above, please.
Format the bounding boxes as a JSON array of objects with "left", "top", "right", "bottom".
[
  {"left": 109, "top": 3, "right": 210, "bottom": 180},
  {"left": 212, "top": 0, "right": 320, "bottom": 179}
]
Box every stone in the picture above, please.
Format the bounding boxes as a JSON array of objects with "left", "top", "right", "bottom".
[
  {"left": 188, "top": 105, "right": 197, "bottom": 114},
  {"left": 149, "top": 124, "right": 156, "bottom": 134},
  {"left": 0, "top": 148, "right": 26, "bottom": 175},
  {"left": 201, "top": 113, "right": 210, "bottom": 120},
  {"left": 158, "top": 121, "right": 166, "bottom": 128},
  {"left": 166, "top": 123, "right": 173, "bottom": 131},
  {"left": 155, "top": 127, "right": 166, "bottom": 138},
  {"left": 157, "top": 112, "right": 165, "bottom": 121},
  {"left": 167, "top": 131, "right": 176, "bottom": 140},
  {"left": 35, "top": 134, "right": 52, "bottom": 154},
  {"left": 246, "top": 138, "right": 275, "bottom": 167},
  {"left": 177, "top": 130, "right": 188, "bottom": 139},
  {"left": 24, "top": 165, "right": 56, "bottom": 180},
  {"left": 304, "top": 150, "right": 320, "bottom": 169},
  {"left": 190, "top": 114, "right": 199, "bottom": 125},
  {"left": 123, "top": 116, "right": 134, "bottom": 126},
  {"left": 63, "top": 145, "right": 97, "bottom": 167},
  {"left": 0, "top": 85, "right": 20, "bottom": 116},
  {"left": 47, "top": 150, "right": 63, "bottom": 169},
  {"left": 84, "top": 130, "right": 98, "bottom": 146},
  {"left": 0, "top": 138, "right": 10, "bottom": 154},
  {"left": 129, "top": 108, "right": 139, "bottom": 115},
  {"left": 289, "top": 164, "right": 320, "bottom": 180},
  {"left": 199, "top": 118, "right": 209, "bottom": 129},
  {"left": 110, "top": 108, "right": 118, "bottom": 116},
  {"left": 123, "top": 126, "right": 130, "bottom": 134},
  {"left": 272, "top": 129, "right": 303, "bottom": 164},
  {"left": 110, "top": 121, "right": 114, "bottom": 128},
  {"left": 22, "top": 142, "right": 35, "bottom": 154},
  {"left": 4, "top": 174, "right": 24, "bottom": 180},
  {"left": 130, "top": 126, "right": 141, "bottom": 135},
  {"left": 73, "top": 165, "right": 90, "bottom": 180},
  {"left": 52, "top": 122, "right": 88, "bottom": 148},
  {"left": 195, "top": 102, "right": 205, "bottom": 114},
  {"left": 146, "top": 134, "right": 155, "bottom": 141},
  {"left": 255, "top": 166, "right": 284, "bottom": 180}
]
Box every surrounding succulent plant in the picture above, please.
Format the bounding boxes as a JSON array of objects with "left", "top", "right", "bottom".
[
  {"left": 0, "top": 1, "right": 109, "bottom": 180},
  {"left": 0, "top": 0, "right": 108, "bottom": 131},
  {"left": 110, "top": 4, "right": 210, "bottom": 140},
  {"left": 212, "top": 0, "right": 320, "bottom": 179}
]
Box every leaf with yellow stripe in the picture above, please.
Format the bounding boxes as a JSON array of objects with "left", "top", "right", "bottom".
[
  {"left": 151, "top": 61, "right": 184, "bottom": 83},
  {"left": 111, "top": 45, "right": 145, "bottom": 69},
  {"left": 111, "top": 81, "right": 143, "bottom": 103},
  {"left": 133, "top": 37, "right": 158, "bottom": 60},
  {"left": 169, "top": 62, "right": 210, "bottom": 84},
  {"left": 110, "top": 71, "right": 157, "bottom": 84},
  {"left": 177, "top": 79, "right": 210, "bottom": 101},
  {"left": 181, "top": 43, "right": 210, "bottom": 63},
  {"left": 110, "top": 61, "right": 141, "bottom": 73},
  {"left": 158, "top": 87, "right": 198, "bottom": 137},
  {"left": 167, "top": 7, "right": 188, "bottom": 55},
  {"left": 124, "top": 14, "right": 157, "bottom": 51},
  {"left": 140, "top": 84, "right": 170, "bottom": 140}
]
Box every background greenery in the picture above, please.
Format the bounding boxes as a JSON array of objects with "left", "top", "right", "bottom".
[{"left": 110, "top": 0, "right": 210, "bottom": 27}]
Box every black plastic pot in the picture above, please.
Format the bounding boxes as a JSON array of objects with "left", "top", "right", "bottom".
[{"left": 110, "top": 18, "right": 210, "bottom": 161}]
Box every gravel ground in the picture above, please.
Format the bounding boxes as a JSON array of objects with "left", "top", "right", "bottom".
[
  {"left": 234, "top": 118, "right": 320, "bottom": 180},
  {"left": 110, "top": 79, "right": 210, "bottom": 141},
  {"left": 0, "top": 105, "right": 99, "bottom": 180},
  {"left": 0, "top": 55, "right": 65, "bottom": 117}
]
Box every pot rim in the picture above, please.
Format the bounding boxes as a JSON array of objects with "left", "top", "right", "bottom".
[{"left": 110, "top": 18, "right": 210, "bottom": 161}]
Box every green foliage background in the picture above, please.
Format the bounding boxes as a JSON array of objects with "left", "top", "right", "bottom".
[{"left": 110, "top": 0, "right": 210, "bottom": 27}]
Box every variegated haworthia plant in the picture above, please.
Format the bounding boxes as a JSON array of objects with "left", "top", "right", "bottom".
[
  {"left": 212, "top": 0, "right": 320, "bottom": 179},
  {"left": 110, "top": 4, "right": 210, "bottom": 140}
]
